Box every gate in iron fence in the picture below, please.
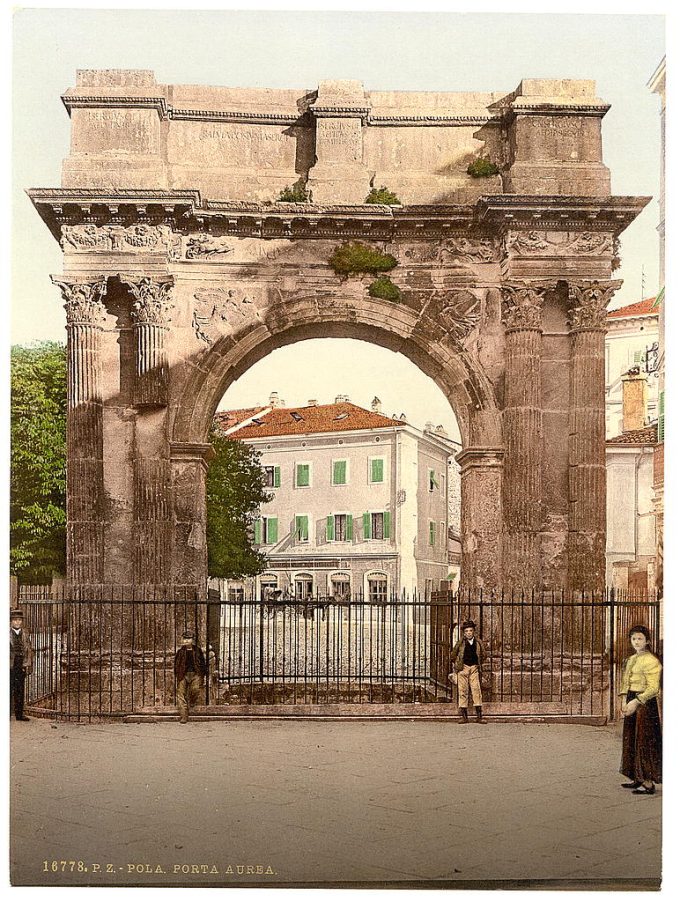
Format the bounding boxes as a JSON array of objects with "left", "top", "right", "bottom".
[{"left": 17, "top": 586, "right": 660, "bottom": 722}]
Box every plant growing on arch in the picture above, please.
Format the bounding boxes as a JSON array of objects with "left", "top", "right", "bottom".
[
  {"left": 365, "top": 186, "right": 401, "bottom": 205},
  {"left": 329, "top": 241, "right": 398, "bottom": 278}
]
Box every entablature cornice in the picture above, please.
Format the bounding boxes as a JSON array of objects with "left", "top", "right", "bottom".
[{"left": 28, "top": 189, "right": 651, "bottom": 245}]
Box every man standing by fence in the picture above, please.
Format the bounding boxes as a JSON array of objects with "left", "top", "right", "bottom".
[
  {"left": 174, "top": 630, "right": 207, "bottom": 724},
  {"left": 450, "top": 620, "right": 486, "bottom": 724},
  {"left": 10, "top": 609, "right": 33, "bottom": 721}
]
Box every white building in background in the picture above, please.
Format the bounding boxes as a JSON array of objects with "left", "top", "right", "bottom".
[
  {"left": 215, "top": 395, "right": 460, "bottom": 600},
  {"left": 605, "top": 298, "right": 659, "bottom": 439}
]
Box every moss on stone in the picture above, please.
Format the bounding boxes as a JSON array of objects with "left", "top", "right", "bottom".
[
  {"left": 368, "top": 276, "right": 401, "bottom": 302},
  {"left": 466, "top": 158, "right": 500, "bottom": 178},
  {"left": 365, "top": 186, "right": 402, "bottom": 205},
  {"left": 329, "top": 242, "right": 398, "bottom": 276}
]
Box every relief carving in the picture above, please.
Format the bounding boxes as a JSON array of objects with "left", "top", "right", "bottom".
[
  {"left": 51, "top": 276, "right": 107, "bottom": 326},
  {"left": 192, "top": 287, "right": 260, "bottom": 344},
  {"left": 61, "top": 224, "right": 180, "bottom": 257},
  {"left": 121, "top": 276, "right": 175, "bottom": 326},
  {"left": 506, "top": 230, "right": 614, "bottom": 257},
  {"left": 418, "top": 290, "right": 481, "bottom": 344},
  {"left": 185, "top": 235, "right": 236, "bottom": 259},
  {"left": 400, "top": 237, "right": 501, "bottom": 266},
  {"left": 567, "top": 280, "right": 622, "bottom": 331},
  {"left": 500, "top": 283, "right": 550, "bottom": 331}
]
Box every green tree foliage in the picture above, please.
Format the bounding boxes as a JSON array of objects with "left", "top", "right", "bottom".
[
  {"left": 206, "top": 431, "right": 273, "bottom": 579},
  {"left": 10, "top": 343, "right": 67, "bottom": 582},
  {"left": 277, "top": 181, "right": 309, "bottom": 202},
  {"left": 365, "top": 186, "right": 401, "bottom": 205},
  {"left": 329, "top": 241, "right": 398, "bottom": 277}
]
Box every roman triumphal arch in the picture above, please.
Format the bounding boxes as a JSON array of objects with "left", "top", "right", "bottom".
[{"left": 30, "top": 70, "right": 649, "bottom": 595}]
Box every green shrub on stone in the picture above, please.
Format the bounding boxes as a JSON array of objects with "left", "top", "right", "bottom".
[
  {"left": 365, "top": 186, "right": 401, "bottom": 205},
  {"left": 368, "top": 276, "right": 401, "bottom": 302},
  {"left": 466, "top": 158, "right": 499, "bottom": 178},
  {"left": 329, "top": 242, "right": 398, "bottom": 276},
  {"left": 277, "top": 182, "right": 309, "bottom": 202}
]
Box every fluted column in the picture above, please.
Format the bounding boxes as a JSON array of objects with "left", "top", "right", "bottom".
[
  {"left": 170, "top": 442, "right": 215, "bottom": 597},
  {"left": 121, "top": 275, "right": 174, "bottom": 407},
  {"left": 501, "top": 283, "right": 549, "bottom": 587},
  {"left": 456, "top": 447, "right": 504, "bottom": 589},
  {"left": 120, "top": 276, "right": 174, "bottom": 589},
  {"left": 567, "top": 280, "right": 622, "bottom": 590},
  {"left": 52, "top": 276, "right": 108, "bottom": 591}
]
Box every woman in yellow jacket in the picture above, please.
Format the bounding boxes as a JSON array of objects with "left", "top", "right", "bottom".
[{"left": 619, "top": 624, "right": 662, "bottom": 795}]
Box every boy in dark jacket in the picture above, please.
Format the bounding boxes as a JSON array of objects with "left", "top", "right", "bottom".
[
  {"left": 174, "top": 630, "right": 207, "bottom": 724},
  {"left": 450, "top": 620, "right": 486, "bottom": 724}
]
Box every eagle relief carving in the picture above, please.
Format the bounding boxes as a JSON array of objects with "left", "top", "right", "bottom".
[{"left": 192, "top": 287, "right": 260, "bottom": 344}]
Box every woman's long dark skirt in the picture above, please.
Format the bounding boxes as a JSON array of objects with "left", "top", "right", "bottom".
[{"left": 620, "top": 690, "right": 662, "bottom": 784}]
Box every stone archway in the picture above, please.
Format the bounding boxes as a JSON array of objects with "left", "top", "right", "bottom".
[{"left": 30, "top": 70, "right": 650, "bottom": 596}]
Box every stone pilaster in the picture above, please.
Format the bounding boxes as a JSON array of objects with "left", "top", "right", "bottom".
[
  {"left": 501, "top": 283, "right": 549, "bottom": 587},
  {"left": 52, "top": 276, "right": 108, "bottom": 591},
  {"left": 170, "top": 442, "right": 215, "bottom": 596},
  {"left": 121, "top": 276, "right": 174, "bottom": 407},
  {"left": 456, "top": 448, "right": 504, "bottom": 589},
  {"left": 567, "top": 280, "right": 622, "bottom": 590}
]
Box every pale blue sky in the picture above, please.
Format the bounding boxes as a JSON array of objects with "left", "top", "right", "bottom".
[{"left": 11, "top": 9, "right": 665, "bottom": 432}]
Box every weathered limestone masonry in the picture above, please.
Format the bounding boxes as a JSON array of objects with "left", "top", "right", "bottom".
[{"left": 30, "top": 70, "right": 649, "bottom": 598}]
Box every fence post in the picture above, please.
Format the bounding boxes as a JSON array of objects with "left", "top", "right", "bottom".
[{"left": 609, "top": 586, "right": 616, "bottom": 722}]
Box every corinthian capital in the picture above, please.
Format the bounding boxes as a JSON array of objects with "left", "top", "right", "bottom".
[
  {"left": 567, "top": 280, "right": 622, "bottom": 331},
  {"left": 51, "top": 276, "right": 107, "bottom": 326},
  {"left": 500, "top": 282, "right": 552, "bottom": 331},
  {"left": 121, "top": 275, "right": 175, "bottom": 326}
]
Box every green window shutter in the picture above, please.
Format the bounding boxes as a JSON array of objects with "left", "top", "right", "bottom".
[
  {"left": 326, "top": 515, "right": 335, "bottom": 541},
  {"left": 268, "top": 518, "right": 278, "bottom": 544},
  {"left": 363, "top": 512, "right": 371, "bottom": 539},
  {"left": 333, "top": 460, "right": 347, "bottom": 484},
  {"left": 346, "top": 514, "right": 354, "bottom": 541},
  {"left": 297, "top": 515, "right": 308, "bottom": 542},
  {"left": 274, "top": 466, "right": 281, "bottom": 488},
  {"left": 659, "top": 390, "right": 665, "bottom": 442},
  {"left": 296, "top": 464, "right": 310, "bottom": 487},
  {"left": 384, "top": 510, "right": 391, "bottom": 539},
  {"left": 633, "top": 350, "right": 642, "bottom": 365},
  {"left": 371, "top": 458, "right": 383, "bottom": 483},
  {"left": 429, "top": 521, "right": 435, "bottom": 546},
  {"left": 254, "top": 519, "right": 262, "bottom": 545}
]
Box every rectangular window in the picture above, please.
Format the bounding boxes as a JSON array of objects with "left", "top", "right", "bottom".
[
  {"left": 368, "top": 575, "right": 388, "bottom": 604},
  {"left": 332, "top": 460, "right": 348, "bottom": 485},
  {"left": 295, "top": 514, "right": 309, "bottom": 543},
  {"left": 428, "top": 469, "right": 438, "bottom": 492},
  {"left": 364, "top": 511, "right": 391, "bottom": 540},
  {"left": 295, "top": 463, "right": 311, "bottom": 487},
  {"left": 441, "top": 521, "right": 446, "bottom": 547},
  {"left": 263, "top": 466, "right": 281, "bottom": 488},
  {"left": 429, "top": 521, "right": 436, "bottom": 546},
  {"left": 369, "top": 457, "right": 384, "bottom": 484},
  {"left": 328, "top": 513, "right": 353, "bottom": 542},
  {"left": 262, "top": 516, "right": 278, "bottom": 545},
  {"left": 440, "top": 473, "right": 445, "bottom": 496}
]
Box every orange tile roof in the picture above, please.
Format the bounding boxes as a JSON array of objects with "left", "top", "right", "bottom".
[
  {"left": 213, "top": 407, "right": 267, "bottom": 431},
  {"left": 607, "top": 423, "right": 658, "bottom": 445},
  {"left": 222, "top": 402, "right": 402, "bottom": 439},
  {"left": 608, "top": 297, "right": 658, "bottom": 319}
]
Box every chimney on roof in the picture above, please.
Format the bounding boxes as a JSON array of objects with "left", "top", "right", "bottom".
[
  {"left": 308, "top": 399, "right": 318, "bottom": 407},
  {"left": 334, "top": 394, "right": 349, "bottom": 404},
  {"left": 622, "top": 370, "right": 649, "bottom": 432},
  {"left": 269, "top": 391, "right": 282, "bottom": 408},
  {"left": 371, "top": 396, "right": 382, "bottom": 414},
  {"left": 424, "top": 421, "right": 434, "bottom": 432}
]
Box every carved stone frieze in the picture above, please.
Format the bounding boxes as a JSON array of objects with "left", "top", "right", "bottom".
[
  {"left": 506, "top": 230, "right": 614, "bottom": 258},
  {"left": 567, "top": 280, "right": 622, "bottom": 331},
  {"left": 192, "top": 287, "right": 260, "bottom": 344},
  {"left": 51, "top": 276, "right": 108, "bottom": 326},
  {"left": 417, "top": 290, "right": 482, "bottom": 345},
  {"left": 61, "top": 223, "right": 181, "bottom": 257},
  {"left": 185, "top": 235, "right": 236, "bottom": 259},
  {"left": 500, "top": 282, "right": 551, "bottom": 331},
  {"left": 121, "top": 276, "right": 175, "bottom": 326},
  {"left": 400, "top": 236, "right": 501, "bottom": 266}
]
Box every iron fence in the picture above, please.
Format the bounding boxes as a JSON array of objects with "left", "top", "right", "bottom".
[{"left": 15, "top": 585, "right": 660, "bottom": 722}]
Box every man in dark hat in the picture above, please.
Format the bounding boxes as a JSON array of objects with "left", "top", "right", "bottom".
[
  {"left": 10, "top": 609, "right": 33, "bottom": 721},
  {"left": 174, "top": 630, "right": 207, "bottom": 724},
  {"left": 450, "top": 620, "right": 486, "bottom": 724}
]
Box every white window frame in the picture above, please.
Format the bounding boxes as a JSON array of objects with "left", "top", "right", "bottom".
[
  {"left": 295, "top": 461, "right": 312, "bottom": 489},
  {"left": 369, "top": 509, "right": 386, "bottom": 541},
  {"left": 331, "top": 458, "right": 349, "bottom": 486},
  {"left": 328, "top": 571, "right": 351, "bottom": 597},
  {"left": 364, "top": 570, "right": 389, "bottom": 602},
  {"left": 330, "top": 510, "right": 352, "bottom": 542},
  {"left": 293, "top": 572, "right": 314, "bottom": 600},
  {"left": 262, "top": 464, "right": 280, "bottom": 489},
  {"left": 368, "top": 456, "right": 386, "bottom": 484}
]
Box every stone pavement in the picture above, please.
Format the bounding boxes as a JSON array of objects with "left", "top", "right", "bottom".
[{"left": 10, "top": 718, "right": 661, "bottom": 888}]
